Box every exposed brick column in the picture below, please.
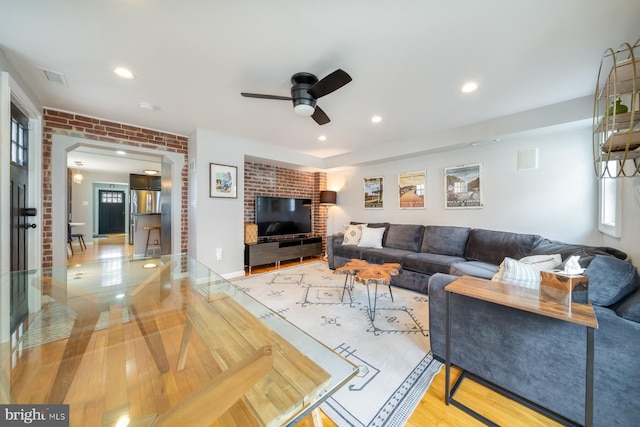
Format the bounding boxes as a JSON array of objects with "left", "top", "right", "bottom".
[
  {"left": 41, "top": 109, "right": 189, "bottom": 268},
  {"left": 243, "top": 162, "right": 327, "bottom": 245}
]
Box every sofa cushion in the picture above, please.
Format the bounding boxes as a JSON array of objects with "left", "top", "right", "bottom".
[
  {"left": 334, "top": 244, "right": 369, "bottom": 260},
  {"left": 361, "top": 248, "right": 416, "bottom": 265},
  {"left": 403, "top": 253, "right": 467, "bottom": 275},
  {"left": 585, "top": 255, "right": 640, "bottom": 306},
  {"left": 465, "top": 229, "right": 543, "bottom": 265},
  {"left": 357, "top": 226, "right": 385, "bottom": 248},
  {"left": 421, "top": 225, "right": 471, "bottom": 257},
  {"left": 342, "top": 223, "right": 366, "bottom": 246},
  {"left": 615, "top": 288, "right": 640, "bottom": 322},
  {"left": 384, "top": 224, "right": 425, "bottom": 252},
  {"left": 450, "top": 261, "right": 499, "bottom": 280},
  {"left": 491, "top": 256, "right": 559, "bottom": 289}
]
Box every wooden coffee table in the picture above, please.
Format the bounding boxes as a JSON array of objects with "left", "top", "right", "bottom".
[{"left": 334, "top": 259, "right": 400, "bottom": 320}]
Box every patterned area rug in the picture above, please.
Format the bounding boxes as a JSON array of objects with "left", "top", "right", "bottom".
[{"left": 231, "top": 261, "right": 442, "bottom": 427}]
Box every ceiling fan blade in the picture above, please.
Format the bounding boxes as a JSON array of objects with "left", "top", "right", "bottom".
[
  {"left": 311, "top": 106, "right": 330, "bottom": 125},
  {"left": 241, "top": 92, "right": 292, "bottom": 101},
  {"left": 307, "top": 69, "right": 352, "bottom": 99}
]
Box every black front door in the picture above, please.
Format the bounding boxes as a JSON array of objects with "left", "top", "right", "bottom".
[
  {"left": 9, "top": 104, "right": 31, "bottom": 332},
  {"left": 98, "top": 190, "right": 126, "bottom": 234}
]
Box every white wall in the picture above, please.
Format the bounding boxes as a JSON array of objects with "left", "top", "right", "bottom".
[
  {"left": 189, "top": 129, "right": 247, "bottom": 277},
  {"left": 328, "top": 124, "right": 639, "bottom": 267}
]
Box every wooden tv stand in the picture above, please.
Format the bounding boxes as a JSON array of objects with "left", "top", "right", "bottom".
[{"left": 244, "top": 236, "right": 322, "bottom": 273}]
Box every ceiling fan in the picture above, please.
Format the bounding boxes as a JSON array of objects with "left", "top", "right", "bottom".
[{"left": 241, "top": 69, "right": 352, "bottom": 125}]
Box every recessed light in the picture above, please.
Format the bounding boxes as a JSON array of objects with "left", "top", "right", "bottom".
[
  {"left": 371, "top": 115, "right": 382, "bottom": 124},
  {"left": 318, "top": 135, "right": 327, "bottom": 142},
  {"left": 115, "top": 293, "right": 125, "bottom": 299},
  {"left": 143, "top": 263, "right": 158, "bottom": 269},
  {"left": 143, "top": 169, "right": 159, "bottom": 175},
  {"left": 114, "top": 67, "right": 135, "bottom": 80},
  {"left": 461, "top": 81, "right": 478, "bottom": 93},
  {"left": 116, "top": 150, "right": 126, "bottom": 155}
]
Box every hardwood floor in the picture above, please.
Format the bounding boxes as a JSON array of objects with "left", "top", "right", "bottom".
[
  {"left": 67, "top": 233, "right": 132, "bottom": 265},
  {"left": 64, "top": 237, "right": 561, "bottom": 427}
]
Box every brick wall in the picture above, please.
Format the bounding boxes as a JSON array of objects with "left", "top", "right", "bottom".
[
  {"left": 244, "top": 161, "right": 329, "bottom": 251},
  {"left": 42, "top": 109, "right": 189, "bottom": 268}
]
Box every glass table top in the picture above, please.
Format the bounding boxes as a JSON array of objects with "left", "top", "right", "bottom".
[{"left": 1, "top": 254, "right": 358, "bottom": 426}]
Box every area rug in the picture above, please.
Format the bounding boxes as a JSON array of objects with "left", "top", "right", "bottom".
[{"left": 230, "top": 261, "right": 442, "bottom": 427}]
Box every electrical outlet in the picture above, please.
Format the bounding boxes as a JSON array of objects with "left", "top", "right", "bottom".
[{"left": 215, "top": 248, "right": 223, "bottom": 261}]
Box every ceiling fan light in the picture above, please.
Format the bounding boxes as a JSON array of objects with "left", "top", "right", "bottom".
[{"left": 294, "top": 104, "right": 315, "bottom": 116}]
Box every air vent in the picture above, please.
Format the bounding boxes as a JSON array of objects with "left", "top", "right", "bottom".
[{"left": 39, "top": 67, "right": 67, "bottom": 86}]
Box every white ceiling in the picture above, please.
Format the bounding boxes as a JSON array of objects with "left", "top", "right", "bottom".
[
  {"left": 1, "top": 1, "right": 639, "bottom": 172},
  {"left": 67, "top": 146, "right": 162, "bottom": 176}
]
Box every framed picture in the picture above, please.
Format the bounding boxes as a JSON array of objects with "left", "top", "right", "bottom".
[
  {"left": 444, "top": 163, "right": 483, "bottom": 209},
  {"left": 364, "top": 176, "right": 384, "bottom": 209},
  {"left": 398, "top": 171, "right": 426, "bottom": 209},
  {"left": 209, "top": 163, "right": 237, "bottom": 198}
]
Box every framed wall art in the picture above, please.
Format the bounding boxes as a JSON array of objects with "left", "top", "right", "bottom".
[
  {"left": 210, "top": 163, "right": 237, "bottom": 198},
  {"left": 398, "top": 170, "right": 426, "bottom": 209},
  {"left": 444, "top": 163, "right": 483, "bottom": 209},
  {"left": 364, "top": 176, "right": 384, "bottom": 209}
]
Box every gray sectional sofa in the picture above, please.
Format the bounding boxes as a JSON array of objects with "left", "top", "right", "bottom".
[
  {"left": 326, "top": 223, "right": 626, "bottom": 293},
  {"left": 327, "top": 222, "right": 640, "bottom": 426}
]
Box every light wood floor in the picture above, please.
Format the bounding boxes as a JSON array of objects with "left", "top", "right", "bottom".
[{"left": 62, "top": 236, "right": 561, "bottom": 427}]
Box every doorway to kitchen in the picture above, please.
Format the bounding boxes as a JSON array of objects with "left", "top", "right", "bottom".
[{"left": 52, "top": 135, "right": 185, "bottom": 270}]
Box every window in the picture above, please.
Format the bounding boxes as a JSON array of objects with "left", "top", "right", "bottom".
[
  {"left": 598, "top": 161, "right": 621, "bottom": 237},
  {"left": 10, "top": 104, "right": 28, "bottom": 167},
  {"left": 101, "top": 191, "right": 123, "bottom": 204}
]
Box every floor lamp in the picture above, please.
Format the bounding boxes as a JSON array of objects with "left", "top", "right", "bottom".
[{"left": 319, "top": 190, "right": 337, "bottom": 258}]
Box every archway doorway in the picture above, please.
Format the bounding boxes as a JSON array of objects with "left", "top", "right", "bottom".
[{"left": 51, "top": 135, "right": 185, "bottom": 269}]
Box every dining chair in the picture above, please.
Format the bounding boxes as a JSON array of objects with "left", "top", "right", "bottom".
[{"left": 68, "top": 223, "right": 86, "bottom": 254}]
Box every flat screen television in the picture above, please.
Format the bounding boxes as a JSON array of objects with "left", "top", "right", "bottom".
[{"left": 255, "top": 195, "right": 312, "bottom": 238}]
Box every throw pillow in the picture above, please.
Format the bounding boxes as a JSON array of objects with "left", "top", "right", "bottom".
[
  {"left": 585, "top": 255, "right": 640, "bottom": 306},
  {"left": 342, "top": 223, "right": 366, "bottom": 246},
  {"left": 357, "top": 226, "right": 385, "bottom": 249},
  {"left": 492, "top": 256, "right": 559, "bottom": 289}
]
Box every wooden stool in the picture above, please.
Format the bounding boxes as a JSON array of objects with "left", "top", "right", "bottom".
[{"left": 143, "top": 226, "right": 161, "bottom": 256}]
